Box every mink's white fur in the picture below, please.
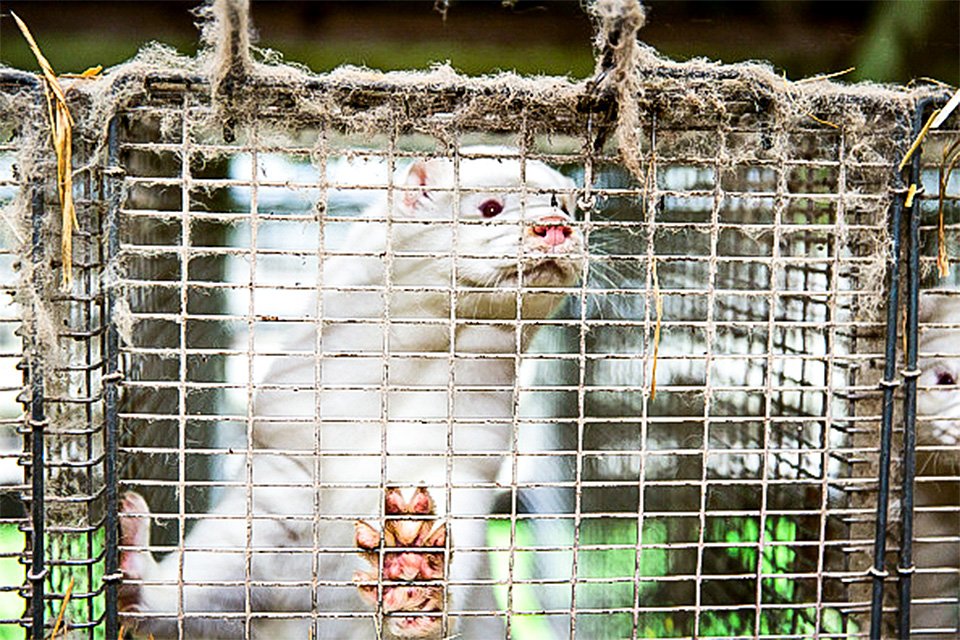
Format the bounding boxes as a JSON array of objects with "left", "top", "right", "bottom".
[
  {"left": 118, "top": 147, "right": 583, "bottom": 639},
  {"left": 917, "top": 293, "right": 960, "bottom": 446}
]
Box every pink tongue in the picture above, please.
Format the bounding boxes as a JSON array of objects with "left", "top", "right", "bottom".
[{"left": 543, "top": 227, "right": 566, "bottom": 246}]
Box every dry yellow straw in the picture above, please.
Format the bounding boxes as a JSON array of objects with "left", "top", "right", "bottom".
[
  {"left": 50, "top": 576, "right": 75, "bottom": 639},
  {"left": 899, "top": 108, "right": 942, "bottom": 172},
  {"left": 901, "top": 304, "right": 907, "bottom": 363},
  {"left": 918, "top": 77, "right": 955, "bottom": 91},
  {"left": 806, "top": 113, "right": 840, "bottom": 129},
  {"left": 650, "top": 257, "right": 663, "bottom": 401},
  {"left": 904, "top": 183, "right": 918, "bottom": 209},
  {"left": 794, "top": 66, "right": 856, "bottom": 85},
  {"left": 11, "top": 12, "right": 78, "bottom": 287},
  {"left": 792, "top": 67, "right": 853, "bottom": 130},
  {"left": 64, "top": 65, "right": 103, "bottom": 79},
  {"left": 938, "top": 139, "right": 960, "bottom": 278}
]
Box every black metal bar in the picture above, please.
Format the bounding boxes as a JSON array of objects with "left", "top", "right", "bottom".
[
  {"left": 102, "top": 115, "right": 123, "bottom": 640},
  {"left": 27, "top": 178, "right": 46, "bottom": 640},
  {"left": 82, "top": 124, "right": 97, "bottom": 640},
  {"left": 868, "top": 154, "right": 905, "bottom": 639},
  {"left": 0, "top": 70, "right": 46, "bottom": 89},
  {"left": 897, "top": 97, "right": 933, "bottom": 640}
]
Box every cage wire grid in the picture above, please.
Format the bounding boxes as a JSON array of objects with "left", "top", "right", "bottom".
[
  {"left": 898, "top": 98, "right": 960, "bottom": 639},
  {"left": 0, "top": 2, "right": 957, "bottom": 639},
  {"left": 0, "top": 72, "right": 38, "bottom": 636},
  {"left": 0, "top": 68, "right": 114, "bottom": 640}
]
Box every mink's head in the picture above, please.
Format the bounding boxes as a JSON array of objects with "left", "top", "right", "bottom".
[{"left": 391, "top": 146, "right": 584, "bottom": 320}]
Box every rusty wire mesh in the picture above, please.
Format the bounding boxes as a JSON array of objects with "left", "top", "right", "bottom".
[
  {"left": 0, "top": 74, "right": 31, "bottom": 637},
  {"left": 909, "top": 116, "right": 960, "bottom": 638},
  {"left": 99, "top": 74, "right": 922, "bottom": 639},
  {"left": 0, "top": 9, "right": 957, "bottom": 640}
]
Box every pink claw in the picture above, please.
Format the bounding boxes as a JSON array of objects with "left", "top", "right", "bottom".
[
  {"left": 355, "top": 520, "right": 381, "bottom": 550},
  {"left": 118, "top": 491, "right": 153, "bottom": 615}
]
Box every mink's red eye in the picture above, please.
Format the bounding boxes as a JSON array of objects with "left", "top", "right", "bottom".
[
  {"left": 479, "top": 199, "right": 503, "bottom": 218},
  {"left": 936, "top": 371, "right": 956, "bottom": 386}
]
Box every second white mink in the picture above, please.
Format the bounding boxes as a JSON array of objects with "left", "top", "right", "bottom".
[
  {"left": 118, "top": 147, "right": 584, "bottom": 639},
  {"left": 918, "top": 292, "right": 960, "bottom": 446}
]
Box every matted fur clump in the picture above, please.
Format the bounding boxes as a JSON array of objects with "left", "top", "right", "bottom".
[{"left": 6, "top": 0, "right": 943, "bottom": 346}]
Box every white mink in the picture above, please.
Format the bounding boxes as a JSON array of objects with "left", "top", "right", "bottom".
[
  {"left": 118, "top": 147, "right": 584, "bottom": 639},
  {"left": 911, "top": 291, "right": 960, "bottom": 638}
]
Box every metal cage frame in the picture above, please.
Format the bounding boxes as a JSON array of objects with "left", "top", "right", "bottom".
[{"left": 0, "top": 30, "right": 956, "bottom": 640}]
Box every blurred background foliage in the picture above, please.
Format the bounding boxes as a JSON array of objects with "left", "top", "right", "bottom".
[{"left": 0, "top": 0, "right": 956, "bottom": 85}]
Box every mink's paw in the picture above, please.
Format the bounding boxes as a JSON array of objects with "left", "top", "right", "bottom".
[
  {"left": 118, "top": 491, "right": 152, "bottom": 613},
  {"left": 354, "top": 487, "right": 449, "bottom": 639}
]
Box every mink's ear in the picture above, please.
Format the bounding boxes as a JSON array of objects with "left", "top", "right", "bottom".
[{"left": 401, "top": 158, "right": 452, "bottom": 211}]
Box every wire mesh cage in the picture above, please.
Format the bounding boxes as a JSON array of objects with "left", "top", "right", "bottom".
[
  {"left": 0, "top": 73, "right": 34, "bottom": 638},
  {"left": 908, "top": 105, "right": 960, "bottom": 638},
  {"left": 0, "top": 70, "right": 113, "bottom": 639},
  {"left": 0, "top": 1, "right": 957, "bottom": 639}
]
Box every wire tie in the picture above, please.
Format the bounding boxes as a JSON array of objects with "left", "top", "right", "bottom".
[
  {"left": 898, "top": 563, "right": 916, "bottom": 576},
  {"left": 866, "top": 566, "right": 888, "bottom": 579},
  {"left": 28, "top": 417, "right": 49, "bottom": 430},
  {"left": 102, "top": 371, "right": 124, "bottom": 383},
  {"left": 26, "top": 568, "right": 48, "bottom": 582},
  {"left": 577, "top": 192, "right": 597, "bottom": 211},
  {"left": 901, "top": 368, "right": 922, "bottom": 379},
  {"left": 878, "top": 378, "right": 901, "bottom": 389},
  {"left": 101, "top": 571, "right": 123, "bottom": 584}
]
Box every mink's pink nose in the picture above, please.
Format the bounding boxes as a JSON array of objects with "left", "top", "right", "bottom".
[{"left": 532, "top": 222, "right": 573, "bottom": 246}]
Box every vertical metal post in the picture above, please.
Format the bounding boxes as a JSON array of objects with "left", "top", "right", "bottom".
[
  {"left": 26, "top": 184, "right": 47, "bottom": 640},
  {"left": 869, "top": 164, "right": 904, "bottom": 639},
  {"left": 101, "top": 115, "right": 123, "bottom": 640},
  {"left": 897, "top": 98, "right": 931, "bottom": 639}
]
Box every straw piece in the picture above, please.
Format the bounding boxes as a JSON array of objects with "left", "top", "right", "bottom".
[
  {"left": 11, "top": 12, "right": 78, "bottom": 287},
  {"left": 899, "top": 108, "right": 941, "bottom": 172},
  {"left": 901, "top": 304, "right": 908, "bottom": 365},
  {"left": 794, "top": 67, "right": 856, "bottom": 85},
  {"left": 806, "top": 112, "right": 841, "bottom": 129},
  {"left": 917, "top": 77, "right": 955, "bottom": 91},
  {"left": 62, "top": 65, "right": 104, "bottom": 79},
  {"left": 10, "top": 13, "right": 68, "bottom": 107},
  {"left": 904, "top": 183, "right": 918, "bottom": 208},
  {"left": 50, "top": 577, "right": 75, "bottom": 639},
  {"left": 937, "top": 139, "right": 960, "bottom": 278},
  {"left": 649, "top": 257, "right": 662, "bottom": 401}
]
